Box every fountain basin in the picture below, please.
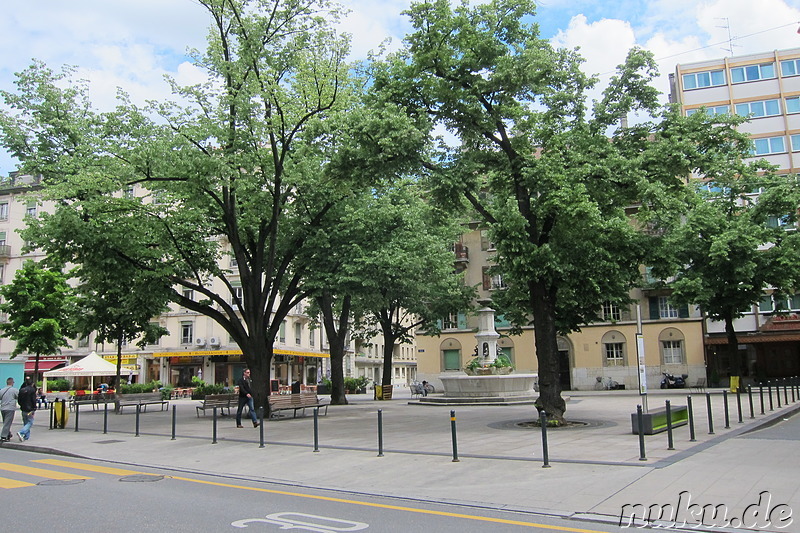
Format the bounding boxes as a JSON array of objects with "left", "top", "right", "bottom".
[{"left": 440, "top": 373, "right": 538, "bottom": 398}]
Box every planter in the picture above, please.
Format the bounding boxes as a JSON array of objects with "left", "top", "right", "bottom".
[{"left": 465, "top": 366, "right": 513, "bottom": 376}]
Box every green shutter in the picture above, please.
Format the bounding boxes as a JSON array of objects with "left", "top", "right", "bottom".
[
  {"left": 443, "top": 349, "right": 461, "bottom": 371},
  {"left": 678, "top": 305, "right": 689, "bottom": 318},
  {"left": 649, "top": 297, "right": 659, "bottom": 320},
  {"left": 457, "top": 311, "right": 467, "bottom": 330}
]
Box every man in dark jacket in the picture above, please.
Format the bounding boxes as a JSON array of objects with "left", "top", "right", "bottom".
[
  {"left": 236, "top": 369, "right": 259, "bottom": 428},
  {"left": 17, "top": 378, "right": 37, "bottom": 441}
]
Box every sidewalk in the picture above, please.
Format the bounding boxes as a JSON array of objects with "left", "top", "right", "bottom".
[{"left": 4, "top": 386, "right": 799, "bottom": 530}]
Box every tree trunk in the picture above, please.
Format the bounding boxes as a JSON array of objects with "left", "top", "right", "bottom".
[
  {"left": 381, "top": 319, "right": 396, "bottom": 387},
  {"left": 530, "top": 281, "right": 567, "bottom": 422},
  {"left": 724, "top": 314, "right": 741, "bottom": 382},
  {"left": 241, "top": 333, "right": 273, "bottom": 419},
  {"left": 317, "top": 293, "right": 351, "bottom": 405}
]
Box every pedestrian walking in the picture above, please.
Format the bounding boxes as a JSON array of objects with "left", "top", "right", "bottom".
[
  {"left": 236, "top": 369, "right": 259, "bottom": 428},
  {"left": 17, "top": 378, "right": 37, "bottom": 442},
  {"left": 1, "top": 377, "right": 19, "bottom": 442}
]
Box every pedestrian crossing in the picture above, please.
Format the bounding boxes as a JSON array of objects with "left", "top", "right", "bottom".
[{"left": 0, "top": 458, "right": 150, "bottom": 489}]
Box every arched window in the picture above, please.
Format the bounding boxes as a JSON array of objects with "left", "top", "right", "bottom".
[
  {"left": 659, "top": 328, "right": 685, "bottom": 365},
  {"left": 440, "top": 338, "right": 463, "bottom": 371},
  {"left": 601, "top": 330, "right": 627, "bottom": 366}
]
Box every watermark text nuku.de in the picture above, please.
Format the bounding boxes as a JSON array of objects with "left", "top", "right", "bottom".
[{"left": 619, "top": 491, "right": 793, "bottom": 529}]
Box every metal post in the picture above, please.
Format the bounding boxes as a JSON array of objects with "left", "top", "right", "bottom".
[
  {"left": 135, "top": 404, "right": 141, "bottom": 437},
  {"left": 723, "top": 390, "right": 730, "bottom": 429},
  {"left": 450, "top": 410, "right": 459, "bottom": 462},
  {"left": 759, "top": 385, "right": 765, "bottom": 415},
  {"left": 777, "top": 381, "right": 782, "bottom": 408},
  {"left": 687, "top": 395, "right": 696, "bottom": 442},
  {"left": 665, "top": 400, "right": 674, "bottom": 450},
  {"left": 377, "top": 409, "right": 384, "bottom": 457},
  {"left": 171, "top": 405, "right": 176, "bottom": 441},
  {"left": 313, "top": 407, "right": 320, "bottom": 452},
  {"left": 103, "top": 401, "right": 108, "bottom": 434},
  {"left": 769, "top": 383, "right": 774, "bottom": 411},
  {"left": 783, "top": 379, "right": 789, "bottom": 405},
  {"left": 49, "top": 401, "right": 54, "bottom": 430},
  {"left": 636, "top": 405, "right": 647, "bottom": 461},
  {"left": 74, "top": 402, "right": 80, "bottom": 432},
  {"left": 748, "top": 385, "right": 755, "bottom": 419},
  {"left": 736, "top": 386, "right": 743, "bottom": 424},
  {"left": 258, "top": 407, "right": 265, "bottom": 449},
  {"left": 706, "top": 393, "right": 715, "bottom": 435},
  {"left": 540, "top": 410, "right": 551, "bottom": 468},
  {"left": 212, "top": 406, "right": 217, "bottom": 444},
  {"left": 792, "top": 378, "right": 796, "bottom": 403}
]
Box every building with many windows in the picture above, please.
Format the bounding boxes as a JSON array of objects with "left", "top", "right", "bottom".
[
  {"left": 0, "top": 172, "right": 416, "bottom": 391},
  {"left": 670, "top": 47, "right": 800, "bottom": 382},
  {"left": 415, "top": 227, "right": 707, "bottom": 392}
]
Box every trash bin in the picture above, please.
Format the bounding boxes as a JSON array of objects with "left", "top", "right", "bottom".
[
  {"left": 291, "top": 381, "right": 301, "bottom": 395},
  {"left": 53, "top": 399, "right": 69, "bottom": 429},
  {"left": 374, "top": 385, "right": 382, "bottom": 400},
  {"left": 730, "top": 376, "right": 740, "bottom": 393},
  {"left": 375, "top": 384, "right": 393, "bottom": 400}
]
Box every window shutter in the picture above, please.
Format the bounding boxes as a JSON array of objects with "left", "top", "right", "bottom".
[
  {"left": 649, "top": 297, "right": 659, "bottom": 320},
  {"left": 679, "top": 305, "right": 689, "bottom": 318},
  {"left": 457, "top": 311, "right": 467, "bottom": 330}
]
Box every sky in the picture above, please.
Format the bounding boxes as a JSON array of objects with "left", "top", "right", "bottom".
[{"left": 1, "top": 0, "right": 799, "bottom": 175}]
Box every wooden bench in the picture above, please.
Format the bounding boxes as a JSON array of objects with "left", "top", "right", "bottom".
[
  {"left": 71, "top": 393, "right": 115, "bottom": 411},
  {"left": 196, "top": 394, "right": 235, "bottom": 417},
  {"left": 268, "top": 393, "right": 328, "bottom": 418},
  {"left": 115, "top": 392, "right": 169, "bottom": 413}
]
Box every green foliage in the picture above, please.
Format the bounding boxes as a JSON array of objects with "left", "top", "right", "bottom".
[
  {"left": 47, "top": 379, "right": 71, "bottom": 391},
  {"left": 191, "top": 382, "right": 226, "bottom": 399},
  {"left": 0, "top": 260, "right": 74, "bottom": 358},
  {"left": 491, "top": 354, "right": 513, "bottom": 369},
  {"left": 343, "top": 376, "right": 369, "bottom": 392},
  {"left": 119, "top": 380, "right": 161, "bottom": 394}
]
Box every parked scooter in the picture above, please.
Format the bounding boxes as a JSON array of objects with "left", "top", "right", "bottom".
[{"left": 660, "top": 372, "right": 688, "bottom": 389}]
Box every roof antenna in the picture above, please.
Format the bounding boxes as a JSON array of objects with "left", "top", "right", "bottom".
[{"left": 716, "top": 18, "right": 740, "bottom": 56}]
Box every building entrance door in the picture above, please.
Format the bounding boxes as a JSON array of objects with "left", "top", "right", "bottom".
[{"left": 558, "top": 350, "right": 571, "bottom": 391}]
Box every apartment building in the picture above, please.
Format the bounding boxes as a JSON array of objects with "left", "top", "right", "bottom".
[
  {"left": 415, "top": 227, "right": 706, "bottom": 391},
  {"left": 0, "top": 173, "right": 415, "bottom": 389},
  {"left": 670, "top": 47, "right": 800, "bottom": 382}
]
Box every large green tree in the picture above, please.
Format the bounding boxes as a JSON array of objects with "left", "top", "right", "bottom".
[
  {"left": 0, "top": 260, "right": 74, "bottom": 381},
  {"left": 0, "top": 0, "right": 420, "bottom": 412},
  {"left": 648, "top": 112, "right": 800, "bottom": 382},
  {"left": 374, "top": 0, "right": 710, "bottom": 420}
]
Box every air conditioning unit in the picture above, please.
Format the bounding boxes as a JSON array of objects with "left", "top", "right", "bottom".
[
  {"left": 209, "top": 337, "right": 220, "bottom": 347},
  {"left": 194, "top": 337, "right": 206, "bottom": 347}
]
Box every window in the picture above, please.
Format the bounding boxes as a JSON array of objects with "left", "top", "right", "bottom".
[
  {"left": 123, "top": 185, "right": 135, "bottom": 199},
  {"left": 791, "top": 134, "right": 800, "bottom": 152},
  {"left": 182, "top": 288, "right": 194, "bottom": 302},
  {"left": 181, "top": 322, "right": 193, "bottom": 345},
  {"left": 731, "top": 63, "right": 775, "bottom": 83},
  {"left": 759, "top": 294, "right": 774, "bottom": 312},
  {"left": 443, "top": 349, "right": 461, "bottom": 371},
  {"left": 147, "top": 322, "right": 163, "bottom": 346},
  {"left": 780, "top": 58, "right": 800, "bottom": 77},
  {"left": 490, "top": 274, "right": 506, "bottom": 290},
  {"left": 604, "top": 343, "right": 625, "bottom": 366},
  {"left": 682, "top": 69, "right": 725, "bottom": 89},
  {"left": 25, "top": 201, "right": 37, "bottom": 218},
  {"left": 662, "top": 340, "right": 684, "bottom": 365},
  {"left": 230, "top": 285, "right": 243, "bottom": 307},
  {"left": 309, "top": 328, "right": 315, "bottom": 347},
  {"left": 279, "top": 320, "right": 286, "bottom": 343},
  {"left": 735, "top": 99, "right": 780, "bottom": 118},
  {"left": 658, "top": 296, "right": 679, "bottom": 318},
  {"left": 767, "top": 215, "right": 791, "bottom": 228},
  {"left": 77, "top": 335, "right": 90, "bottom": 348},
  {"left": 602, "top": 302, "right": 621, "bottom": 322},
  {"left": 787, "top": 97, "right": 800, "bottom": 114},
  {"left": 751, "top": 136, "right": 786, "bottom": 156},
  {"left": 0, "top": 202, "right": 8, "bottom": 220},
  {"left": 230, "top": 254, "right": 238, "bottom": 268},
  {"left": 294, "top": 322, "right": 302, "bottom": 345},
  {"left": 686, "top": 105, "right": 729, "bottom": 116},
  {"left": 0, "top": 231, "right": 6, "bottom": 246},
  {"left": 442, "top": 312, "right": 459, "bottom": 330}
]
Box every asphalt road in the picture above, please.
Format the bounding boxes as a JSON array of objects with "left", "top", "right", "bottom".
[{"left": 1, "top": 448, "right": 620, "bottom": 533}]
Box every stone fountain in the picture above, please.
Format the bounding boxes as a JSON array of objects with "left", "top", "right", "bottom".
[{"left": 419, "top": 307, "right": 538, "bottom": 405}]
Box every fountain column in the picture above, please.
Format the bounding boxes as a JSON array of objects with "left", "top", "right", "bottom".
[{"left": 474, "top": 307, "right": 500, "bottom": 365}]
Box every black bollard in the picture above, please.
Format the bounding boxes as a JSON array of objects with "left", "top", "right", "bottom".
[
  {"left": 723, "top": 390, "right": 730, "bottom": 429},
  {"left": 450, "top": 410, "right": 460, "bottom": 462},
  {"left": 759, "top": 385, "right": 765, "bottom": 415},
  {"left": 135, "top": 404, "right": 141, "bottom": 437},
  {"left": 103, "top": 401, "right": 108, "bottom": 434},
  {"left": 777, "top": 381, "right": 782, "bottom": 408},
  {"left": 769, "top": 383, "right": 774, "bottom": 411},
  {"left": 74, "top": 402, "right": 80, "bottom": 432},
  {"left": 258, "top": 407, "right": 265, "bottom": 448},
  {"left": 49, "top": 401, "right": 54, "bottom": 430},
  {"left": 687, "top": 395, "right": 696, "bottom": 442},
  {"left": 313, "top": 407, "right": 320, "bottom": 453},
  {"left": 666, "top": 400, "right": 674, "bottom": 451},
  {"left": 636, "top": 405, "right": 647, "bottom": 461},
  {"left": 377, "top": 409, "right": 384, "bottom": 457},
  {"left": 748, "top": 385, "right": 755, "bottom": 419},
  {"left": 784, "top": 379, "right": 789, "bottom": 405},
  {"left": 212, "top": 406, "right": 217, "bottom": 444},
  {"left": 706, "top": 393, "right": 715, "bottom": 435},
  {"left": 540, "top": 410, "right": 551, "bottom": 468},
  {"left": 736, "top": 386, "right": 743, "bottom": 424},
  {"left": 171, "top": 405, "right": 176, "bottom": 441},
  {"left": 792, "top": 378, "right": 796, "bottom": 403}
]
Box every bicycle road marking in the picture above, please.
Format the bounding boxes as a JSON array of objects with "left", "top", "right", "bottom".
[
  {"left": 0, "top": 462, "right": 93, "bottom": 480},
  {"left": 167, "top": 475, "right": 607, "bottom": 532},
  {"left": 32, "top": 459, "right": 151, "bottom": 476}
]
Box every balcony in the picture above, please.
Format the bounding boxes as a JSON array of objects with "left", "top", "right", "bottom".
[
  {"left": 452, "top": 243, "right": 469, "bottom": 263},
  {"left": 0, "top": 245, "right": 11, "bottom": 259}
]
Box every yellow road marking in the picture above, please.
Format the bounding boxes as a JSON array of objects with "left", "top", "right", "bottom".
[
  {"left": 166, "top": 475, "right": 605, "bottom": 532},
  {"left": 0, "top": 476, "right": 36, "bottom": 489},
  {"left": 0, "top": 463, "right": 92, "bottom": 480},
  {"left": 32, "top": 459, "right": 149, "bottom": 477}
]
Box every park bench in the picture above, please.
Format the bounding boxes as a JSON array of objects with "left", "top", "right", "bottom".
[
  {"left": 196, "top": 393, "right": 236, "bottom": 417},
  {"left": 268, "top": 393, "right": 328, "bottom": 419},
  {"left": 71, "top": 392, "right": 114, "bottom": 411},
  {"left": 631, "top": 405, "right": 688, "bottom": 435},
  {"left": 115, "top": 392, "right": 169, "bottom": 413}
]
